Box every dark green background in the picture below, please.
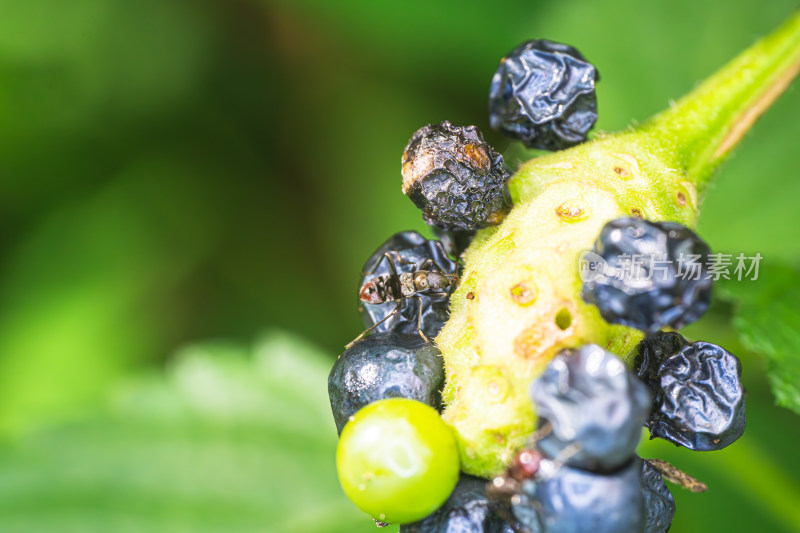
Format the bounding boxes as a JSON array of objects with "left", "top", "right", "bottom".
[{"left": 1, "top": 0, "right": 799, "bottom": 531}]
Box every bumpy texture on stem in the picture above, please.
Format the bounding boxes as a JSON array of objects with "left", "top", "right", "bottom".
[{"left": 437, "top": 11, "right": 800, "bottom": 477}]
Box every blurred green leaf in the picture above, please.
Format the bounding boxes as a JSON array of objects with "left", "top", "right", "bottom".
[
  {"left": 0, "top": 331, "right": 387, "bottom": 533},
  {"left": 717, "top": 262, "right": 800, "bottom": 414},
  {"left": 0, "top": 155, "right": 224, "bottom": 435},
  {"left": 0, "top": 0, "right": 212, "bottom": 145}
]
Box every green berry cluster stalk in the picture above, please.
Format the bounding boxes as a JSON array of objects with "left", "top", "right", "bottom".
[{"left": 437, "top": 11, "right": 800, "bottom": 478}]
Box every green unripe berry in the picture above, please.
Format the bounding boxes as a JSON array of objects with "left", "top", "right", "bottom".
[{"left": 336, "top": 398, "right": 460, "bottom": 524}]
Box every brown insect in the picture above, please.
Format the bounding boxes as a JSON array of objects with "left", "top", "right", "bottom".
[{"left": 346, "top": 252, "right": 459, "bottom": 348}]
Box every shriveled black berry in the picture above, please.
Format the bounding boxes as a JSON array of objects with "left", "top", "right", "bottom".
[
  {"left": 581, "top": 217, "right": 713, "bottom": 333},
  {"left": 489, "top": 40, "right": 599, "bottom": 150},
  {"left": 640, "top": 459, "right": 675, "bottom": 533},
  {"left": 328, "top": 331, "right": 444, "bottom": 434},
  {"left": 400, "top": 474, "right": 516, "bottom": 533},
  {"left": 530, "top": 345, "right": 651, "bottom": 472},
  {"left": 649, "top": 341, "right": 746, "bottom": 451},
  {"left": 359, "top": 231, "right": 458, "bottom": 339},
  {"left": 401, "top": 121, "right": 511, "bottom": 231},
  {"left": 518, "top": 457, "right": 645, "bottom": 533},
  {"left": 634, "top": 331, "right": 690, "bottom": 393}
]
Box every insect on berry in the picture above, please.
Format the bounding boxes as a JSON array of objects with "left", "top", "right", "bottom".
[
  {"left": 354, "top": 231, "right": 459, "bottom": 346},
  {"left": 349, "top": 248, "right": 459, "bottom": 348},
  {"left": 402, "top": 121, "right": 512, "bottom": 231}
]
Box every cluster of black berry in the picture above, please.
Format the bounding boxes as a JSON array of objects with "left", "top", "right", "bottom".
[
  {"left": 331, "top": 47, "right": 557, "bottom": 431},
  {"left": 444, "top": 216, "right": 746, "bottom": 532},
  {"left": 503, "top": 346, "right": 670, "bottom": 533},
  {"left": 582, "top": 216, "right": 746, "bottom": 453},
  {"left": 327, "top": 36, "right": 746, "bottom": 533},
  {"left": 398, "top": 346, "right": 681, "bottom": 533}
]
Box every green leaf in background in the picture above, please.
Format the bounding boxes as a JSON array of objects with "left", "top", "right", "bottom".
[
  {"left": 0, "top": 331, "right": 387, "bottom": 533},
  {"left": 717, "top": 262, "right": 800, "bottom": 415}
]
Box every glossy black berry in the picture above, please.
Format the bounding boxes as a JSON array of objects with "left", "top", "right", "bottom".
[
  {"left": 328, "top": 331, "right": 444, "bottom": 434},
  {"left": 649, "top": 341, "right": 746, "bottom": 451},
  {"left": 640, "top": 459, "right": 675, "bottom": 533},
  {"left": 359, "top": 231, "right": 458, "bottom": 339},
  {"left": 432, "top": 226, "right": 477, "bottom": 260},
  {"left": 518, "top": 457, "right": 645, "bottom": 533},
  {"left": 634, "top": 331, "right": 690, "bottom": 393},
  {"left": 400, "top": 474, "right": 516, "bottom": 533},
  {"left": 530, "top": 344, "right": 651, "bottom": 472},
  {"left": 489, "top": 40, "right": 599, "bottom": 150},
  {"left": 508, "top": 485, "right": 541, "bottom": 533},
  {"left": 401, "top": 121, "right": 511, "bottom": 231},
  {"left": 581, "top": 217, "right": 713, "bottom": 333}
]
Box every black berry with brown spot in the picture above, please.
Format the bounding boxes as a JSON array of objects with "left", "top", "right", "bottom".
[
  {"left": 513, "top": 458, "right": 646, "bottom": 533},
  {"left": 402, "top": 121, "right": 512, "bottom": 231}
]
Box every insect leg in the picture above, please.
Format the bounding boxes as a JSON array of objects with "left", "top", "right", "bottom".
[
  {"left": 417, "top": 258, "right": 433, "bottom": 272},
  {"left": 345, "top": 302, "right": 401, "bottom": 349},
  {"left": 389, "top": 251, "right": 417, "bottom": 269},
  {"left": 415, "top": 295, "right": 429, "bottom": 343},
  {"left": 425, "top": 258, "right": 452, "bottom": 274},
  {"left": 362, "top": 252, "right": 400, "bottom": 278}
]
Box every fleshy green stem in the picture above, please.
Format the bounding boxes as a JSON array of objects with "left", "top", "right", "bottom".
[{"left": 438, "top": 11, "right": 800, "bottom": 478}]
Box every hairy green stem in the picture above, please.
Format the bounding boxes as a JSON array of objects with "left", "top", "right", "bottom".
[{"left": 643, "top": 9, "right": 800, "bottom": 192}]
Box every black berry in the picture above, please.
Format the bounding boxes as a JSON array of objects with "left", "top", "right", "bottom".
[
  {"left": 640, "top": 459, "right": 675, "bottom": 533},
  {"left": 516, "top": 457, "right": 646, "bottom": 533},
  {"left": 401, "top": 121, "right": 511, "bottom": 231},
  {"left": 530, "top": 345, "right": 651, "bottom": 472},
  {"left": 581, "top": 217, "right": 713, "bottom": 333},
  {"left": 649, "top": 341, "right": 746, "bottom": 451},
  {"left": 359, "top": 231, "right": 458, "bottom": 339},
  {"left": 400, "top": 474, "right": 516, "bottom": 533},
  {"left": 328, "top": 331, "right": 444, "bottom": 434},
  {"left": 634, "top": 331, "right": 690, "bottom": 393},
  {"left": 432, "top": 226, "right": 477, "bottom": 260},
  {"left": 489, "top": 39, "right": 599, "bottom": 150}
]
